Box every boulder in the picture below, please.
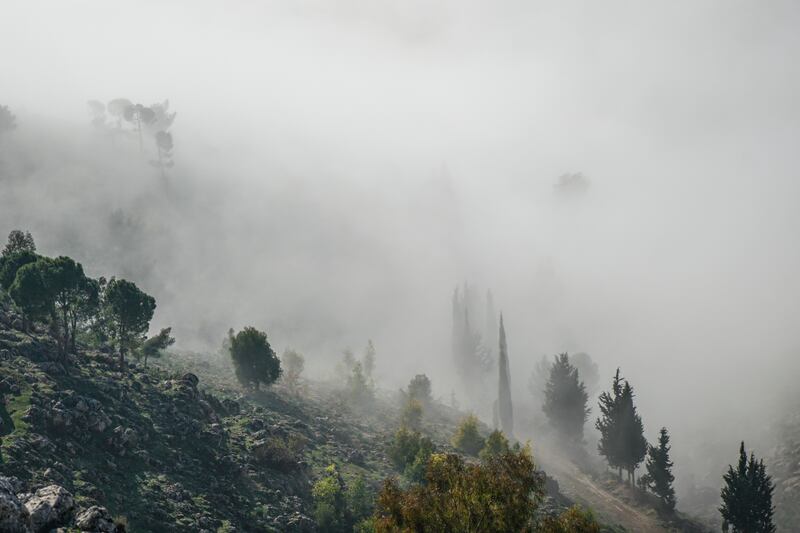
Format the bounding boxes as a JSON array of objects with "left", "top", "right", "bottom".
[
  {"left": 0, "top": 477, "right": 31, "bottom": 533},
  {"left": 75, "top": 506, "right": 118, "bottom": 532},
  {"left": 24, "top": 484, "right": 75, "bottom": 533}
]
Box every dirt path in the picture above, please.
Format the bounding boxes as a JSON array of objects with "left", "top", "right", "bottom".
[{"left": 537, "top": 448, "right": 668, "bottom": 532}]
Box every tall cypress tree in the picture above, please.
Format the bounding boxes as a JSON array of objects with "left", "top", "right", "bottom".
[
  {"left": 720, "top": 442, "right": 776, "bottom": 533},
  {"left": 542, "top": 353, "right": 590, "bottom": 444},
  {"left": 643, "top": 427, "right": 676, "bottom": 511},
  {"left": 497, "top": 314, "right": 514, "bottom": 438}
]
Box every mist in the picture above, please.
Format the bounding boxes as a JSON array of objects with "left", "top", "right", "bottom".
[{"left": 2, "top": 0, "right": 800, "bottom": 510}]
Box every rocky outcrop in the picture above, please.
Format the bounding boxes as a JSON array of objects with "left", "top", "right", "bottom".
[
  {"left": 0, "top": 477, "right": 31, "bottom": 533},
  {"left": 75, "top": 505, "right": 119, "bottom": 532},
  {"left": 23, "top": 484, "right": 75, "bottom": 533}
]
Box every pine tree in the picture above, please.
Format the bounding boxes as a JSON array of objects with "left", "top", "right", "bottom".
[
  {"left": 497, "top": 313, "right": 514, "bottom": 438},
  {"left": 542, "top": 353, "right": 589, "bottom": 444},
  {"left": 720, "top": 442, "right": 776, "bottom": 533},
  {"left": 643, "top": 427, "right": 676, "bottom": 511}
]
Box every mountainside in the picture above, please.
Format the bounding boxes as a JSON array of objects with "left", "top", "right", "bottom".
[{"left": 0, "top": 294, "right": 578, "bottom": 532}]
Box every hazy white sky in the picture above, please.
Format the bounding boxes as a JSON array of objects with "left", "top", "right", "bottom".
[{"left": 2, "top": 0, "right": 800, "bottom": 495}]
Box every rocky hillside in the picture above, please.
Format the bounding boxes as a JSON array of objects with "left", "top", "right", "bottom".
[{"left": 0, "top": 294, "right": 585, "bottom": 532}]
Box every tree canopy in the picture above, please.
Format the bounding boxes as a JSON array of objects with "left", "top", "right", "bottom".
[{"left": 228, "top": 326, "right": 281, "bottom": 390}]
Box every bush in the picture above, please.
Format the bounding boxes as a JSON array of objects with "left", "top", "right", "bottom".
[
  {"left": 375, "top": 448, "right": 545, "bottom": 532},
  {"left": 228, "top": 327, "right": 281, "bottom": 390},
  {"left": 400, "top": 398, "right": 423, "bottom": 431},
  {"left": 540, "top": 506, "right": 601, "bottom": 532},
  {"left": 313, "top": 465, "right": 375, "bottom": 533},
  {"left": 388, "top": 428, "right": 434, "bottom": 483},
  {"left": 452, "top": 414, "right": 485, "bottom": 456},
  {"left": 480, "top": 429, "right": 510, "bottom": 459},
  {"left": 406, "top": 374, "right": 432, "bottom": 405}
]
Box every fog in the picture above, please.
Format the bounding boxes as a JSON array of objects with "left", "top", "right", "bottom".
[{"left": 2, "top": 0, "right": 799, "bottom": 507}]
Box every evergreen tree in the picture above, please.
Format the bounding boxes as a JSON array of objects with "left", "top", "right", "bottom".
[
  {"left": 497, "top": 314, "right": 514, "bottom": 438},
  {"left": 228, "top": 326, "right": 281, "bottom": 390},
  {"left": 2, "top": 230, "right": 35, "bottom": 257},
  {"left": 0, "top": 249, "right": 40, "bottom": 291},
  {"left": 139, "top": 327, "right": 175, "bottom": 368},
  {"left": 617, "top": 380, "right": 647, "bottom": 484},
  {"left": 406, "top": 374, "right": 432, "bottom": 405},
  {"left": 643, "top": 427, "right": 676, "bottom": 511},
  {"left": 596, "top": 368, "right": 646, "bottom": 483},
  {"left": 720, "top": 442, "right": 776, "bottom": 533},
  {"left": 452, "top": 414, "right": 486, "bottom": 456},
  {"left": 596, "top": 369, "right": 625, "bottom": 476},
  {"left": 104, "top": 278, "right": 156, "bottom": 367},
  {"left": 0, "top": 105, "right": 16, "bottom": 138},
  {"left": 542, "top": 353, "right": 589, "bottom": 443}
]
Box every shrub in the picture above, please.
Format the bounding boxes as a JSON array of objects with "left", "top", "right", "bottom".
[
  {"left": 452, "top": 414, "right": 485, "bottom": 456},
  {"left": 281, "top": 348, "right": 305, "bottom": 392},
  {"left": 228, "top": 327, "right": 281, "bottom": 390},
  {"left": 540, "top": 506, "right": 601, "bottom": 532},
  {"left": 400, "top": 398, "right": 423, "bottom": 431},
  {"left": 388, "top": 428, "right": 434, "bottom": 483},
  {"left": 480, "top": 429, "right": 511, "bottom": 459},
  {"left": 375, "top": 448, "right": 545, "bottom": 532},
  {"left": 406, "top": 374, "right": 432, "bottom": 405}
]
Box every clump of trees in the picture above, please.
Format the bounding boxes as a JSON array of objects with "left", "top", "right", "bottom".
[
  {"left": 595, "top": 369, "right": 647, "bottom": 484},
  {"left": 452, "top": 414, "right": 486, "bottom": 456},
  {"left": 640, "top": 427, "right": 676, "bottom": 511},
  {"left": 375, "top": 448, "right": 544, "bottom": 532},
  {"left": 228, "top": 327, "right": 281, "bottom": 390},
  {"left": 406, "top": 374, "right": 432, "bottom": 405},
  {"left": 338, "top": 343, "right": 376, "bottom": 406},
  {"left": 88, "top": 98, "right": 177, "bottom": 176},
  {"left": 0, "top": 231, "right": 162, "bottom": 367},
  {"left": 312, "top": 464, "right": 374, "bottom": 532},
  {"left": 720, "top": 442, "right": 775, "bottom": 533},
  {"left": 542, "top": 353, "right": 590, "bottom": 444}
]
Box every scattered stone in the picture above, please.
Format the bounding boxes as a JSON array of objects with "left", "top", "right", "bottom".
[
  {"left": 75, "top": 505, "right": 118, "bottom": 532},
  {"left": 0, "top": 477, "right": 31, "bottom": 533}
]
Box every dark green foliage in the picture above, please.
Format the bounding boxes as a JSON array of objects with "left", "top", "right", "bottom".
[
  {"left": 452, "top": 414, "right": 485, "bottom": 456},
  {"left": 543, "top": 353, "right": 589, "bottom": 443},
  {"left": 0, "top": 250, "right": 39, "bottom": 290},
  {"left": 2, "top": 230, "right": 35, "bottom": 257},
  {"left": 104, "top": 278, "right": 156, "bottom": 366},
  {"left": 406, "top": 374, "right": 432, "bottom": 405},
  {"left": 595, "top": 369, "right": 647, "bottom": 483},
  {"left": 228, "top": 326, "right": 281, "bottom": 390},
  {"left": 720, "top": 442, "right": 775, "bottom": 533},
  {"left": 375, "top": 449, "right": 544, "bottom": 532},
  {"left": 497, "top": 314, "right": 514, "bottom": 437},
  {"left": 480, "top": 429, "right": 510, "bottom": 459},
  {"left": 642, "top": 427, "right": 676, "bottom": 511},
  {"left": 388, "top": 427, "right": 435, "bottom": 482},
  {"left": 139, "top": 327, "right": 175, "bottom": 367},
  {"left": 9, "top": 260, "right": 52, "bottom": 325},
  {"left": 312, "top": 465, "right": 374, "bottom": 532}
]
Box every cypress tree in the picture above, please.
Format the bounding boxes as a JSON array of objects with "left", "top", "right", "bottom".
[
  {"left": 643, "top": 427, "right": 676, "bottom": 511},
  {"left": 497, "top": 314, "right": 514, "bottom": 438},
  {"left": 542, "top": 353, "right": 590, "bottom": 444},
  {"left": 720, "top": 442, "right": 776, "bottom": 533}
]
